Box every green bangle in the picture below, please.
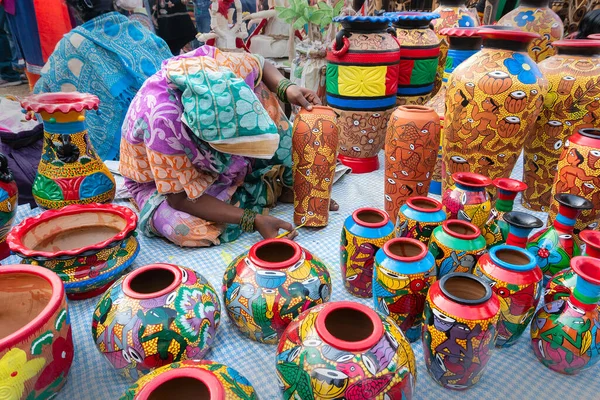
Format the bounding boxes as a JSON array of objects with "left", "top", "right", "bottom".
[
  {"left": 276, "top": 78, "right": 295, "bottom": 103},
  {"left": 240, "top": 209, "right": 257, "bottom": 233}
]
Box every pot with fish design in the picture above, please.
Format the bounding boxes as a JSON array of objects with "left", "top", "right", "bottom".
[
  {"left": 442, "top": 172, "right": 492, "bottom": 231},
  {"left": 395, "top": 196, "right": 447, "bottom": 245}
]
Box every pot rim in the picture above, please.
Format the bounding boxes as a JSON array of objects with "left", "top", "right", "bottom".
[
  {"left": 122, "top": 263, "right": 183, "bottom": 300},
  {"left": 554, "top": 39, "right": 600, "bottom": 49},
  {"left": 397, "top": 105, "right": 436, "bottom": 114},
  {"left": 588, "top": 34, "right": 600, "bottom": 40},
  {"left": 451, "top": 172, "right": 492, "bottom": 188},
  {"left": 554, "top": 193, "right": 593, "bottom": 211},
  {"left": 406, "top": 196, "right": 443, "bottom": 213},
  {"left": 439, "top": 27, "right": 482, "bottom": 37},
  {"left": 439, "top": 273, "right": 493, "bottom": 305},
  {"left": 384, "top": 237, "right": 428, "bottom": 262},
  {"left": 492, "top": 177, "right": 527, "bottom": 194},
  {"left": 502, "top": 211, "right": 543, "bottom": 229},
  {"left": 580, "top": 230, "right": 600, "bottom": 256},
  {"left": 352, "top": 207, "right": 390, "bottom": 228},
  {"left": 478, "top": 28, "right": 541, "bottom": 43},
  {"left": 248, "top": 238, "right": 302, "bottom": 270},
  {"left": 489, "top": 245, "right": 537, "bottom": 272},
  {"left": 571, "top": 256, "right": 600, "bottom": 286},
  {"left": 21, "top": 92, "right": 99, "bottom": 114},
  {"left": 300, "top": 105, "right": 337, "bottom": 115},
  {"left": 442, "top": 219, "right": 481, "bottom": 240},
  {"left": 7, "top": 203, "right": 138, "bottom": 259},
  {"left": 0, "top": 265, "right": 65, "bottom": 350}
]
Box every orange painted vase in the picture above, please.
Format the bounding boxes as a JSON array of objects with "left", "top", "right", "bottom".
[
  {"left": 497, "top": 0, "right": 564, "bottom": 62},
  {"left": 292, "top": 106, "right": 339, "bottom": 227},
  {"left": 385, "top": 105, "right": 440, "bottom": 220},
  {"left": 522, "top": 40, "right": 600, "bottom": 212},
  {"left": 442, "top": 28, "right": 548, "bottom": 192}
]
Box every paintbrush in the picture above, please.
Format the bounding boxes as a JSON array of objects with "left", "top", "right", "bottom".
[{"left": 276, "top": 222, "right": 307, "bottom": 239}]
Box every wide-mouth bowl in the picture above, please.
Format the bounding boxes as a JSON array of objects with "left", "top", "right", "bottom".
[
  {"left": 0, "top": 265, "right": 64, "bottom": 350},
  {"left": 8, "top": 203, "right": 137, "bottom": 259}
]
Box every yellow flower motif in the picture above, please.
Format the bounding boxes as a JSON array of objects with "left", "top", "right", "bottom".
[
  {"left": 0, "top": 348, "right": 46, "bottom": 400},
  {"left": 338, "top": 66, "right": 386, "bottom": 97}
]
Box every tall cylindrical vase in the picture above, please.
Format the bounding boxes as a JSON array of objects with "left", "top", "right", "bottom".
[
  {"left": 385, "top": 105, "right": 440, "bottom": 220},
  {"left": 522, "top": 40, "right": 600, "bottom": 212},
  {"left": 327, "top": 16, "right": 401, "bottom": 173},
  {"left": 442, "top": 28, "right": 548, "bottom": 192},
  {"left": 292, "top": 106, "right": 339, "bottom": 227}
]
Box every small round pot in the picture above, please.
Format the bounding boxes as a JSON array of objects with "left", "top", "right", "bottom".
[
  {"left": 395, "top": 196, "right": 447, "bottom": 245},
  {"left": 120, "top": 360, "right": 257, "bottom": 399},
  {"left": 8, "top": 203, "right": 140, "bottom": 300},
  {"left": 0, "top": 265, "right": 73, "bottom": 399},
  {"left": 474, "top": 245, "right": 543, "bottom": 347},
  {"left": 276, "top": 301, "right": 416, "bottom": 399},
  {"left": 442, "top": 172, "right": 492, "bottom": 230},
  {"left": 92, "top": 263, "right": 221, "bottom": 381},
  {"left": 341, "top": 208, "right": 395, "bottom": 298},
  {"left": 422, "top": 273, "right": 500, "bottom": 390},
  {"left": 223, "top": 238, "right": 331, "bottom": 344},
  {"left": 373, "top": 238, "right": 436, "bottom": 342},
  {"left": 429, "top": 220, "right": 487, "bottom": 278}
]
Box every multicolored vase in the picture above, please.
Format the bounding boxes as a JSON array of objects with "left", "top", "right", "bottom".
[
  {"left": 276, "top": 301, "right": 416, "bottom": 399},
  {"left": 8, "top": 203, "right": 140, "bottom": 300},
  {"left": 484, "top": 177, "right": 528, "bottom": 248},
  {"left": 384, "top": 105, "right": 441, "bottom": 219},
  {"left": 120, "top": 360, "right": 257, "bottom": 399},
  {"left": 292, "top": 106, "right": 339, "bottom": 227},
  {"left": 341, "top": 208, "right": 395, "bottom": 298},
  {"left": 223, "top": 238, "right": 331, "bottom": 344},
  {"left": 531, "top": 256, "right": 600, "bottom": 375},
  {"left": 497, "top": 0, "right": 564, "bottom": 62},
  {"left": 373, "top": 238, "right": 436, "bottom": 342},
  {"left": 387, "top": 12, "right": 441, "bottom": 105},
  {"left": 327, "top": 16, "right": 401, "bottom": 173},
  {"left": 20, "top": 92, "right": 116, "bottom": 209},
  {"left": 501, "top": 211, "right": 544, "bottom": 249},
  {"left": 522, "top": 40, "right": 600, "bottom": 212},
  {"left": 442, "top": 172, "right": 492, "bottom": 230},
  {"left": 92, "top": 263, "right": 221, "bottom": 381},
  {"left": 442, "top": 28, "right": 548, "bottom": 192},
  {"left": 527, "top": 193, "right": 592, "bottom": 283},
  {"left": 395, "top": 196, "right": 447, "bottom": 245},
  {"left": 422, "top": 273, "right": 500, "bottom": 390},
  {"left": 549, "top": 128, "right": 600, "bottom": 232},
  {"left": 0, "top": 153, "right": 18, "bottom": 261},
  {"left": 0, "top": 265, "right": 73, "bottom": 400},
  {"left": 474, "top": 245, "right": 543, "bottom": 347},
  {"left": 429, "top": 220, "right": 487, "bottom": 278}
]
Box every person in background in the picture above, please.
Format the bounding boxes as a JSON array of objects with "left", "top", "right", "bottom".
[
  {"left": 0, "top": 4, "right": 21, "bottom": 87},
  {"left": 194, "top": 0, "right": 212, "bottom": 35},
  {"left": 35, "top": 0, "right": 173, "bottom": 161},
  {"left": 150, "top": 0, "right": 197, "bottom": 55},
  {"left": 573, "top": 9, "right": 600, "bottom": 38}
]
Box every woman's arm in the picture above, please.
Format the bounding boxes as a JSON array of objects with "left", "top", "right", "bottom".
[{"left": 261, "top": 61, "right": 322, "bottom": 110}]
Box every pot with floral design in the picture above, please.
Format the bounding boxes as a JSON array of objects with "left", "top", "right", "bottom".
[
  {"left": 395, "top": 196, "right": 447, "bottom": 245},
  {"left": 0, "top": 265, "right": 73, "bottom": 400},
  {"left": 92, "top": 263, "right": 221, "bottom": 381}
]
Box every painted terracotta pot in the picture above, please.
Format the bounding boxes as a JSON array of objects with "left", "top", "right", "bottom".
[
  {"left": 549, "top": 128, "right": 600, "bottom": 232},
  {"left": 442, "top": 172, "right": 492, "bottom": 230},
  {"left": 429, "top": 219, "right": 487, "bottom": 278},
  {"left": 474, "top": 245, "right": 543, "bottom": 347},
  {"left": 120, "top": 360, "right": 257, "bottom": 399},
  {"left": 422, "top": 273, "right": 500, "bottom": 390},
  {"left": 92, "top": 263, "right": 221, "bottom": 381},
  {"left": 484, "top": 177, "right": 528, "bottom": 248},
  {"left": 385, "top": 105, "right": 440, "bottom": 219},
  {"left": 501, "top": 211, "right": 543, "bottom": 249},
  {"left": 0, "top": 153, "right": 18, "bottom": 261},
  {"left": 341, "top": 208, "right": 395, "bottom": 298},
  {"left": 327, "top": 16, "right": 401, "bottom": 173},
  {"left": 373, "top": 238, "right": 436, "bottom": 342},
  {"left": 0, "top": 265, "right": 73, "bottom": 400},
  {"left": 527, "top": 193, "right": 592, "bottom": 283},
  {"left": 292, "top": 106, "right": 339, "bottom": 227},
  {"left": 442, "top": 28, "right": 548, "bottom": 192},
  {"left": 387, "top": 12, "right": 441, "bottom": 105},
  {"left": 395, "top": 196, "right": 447, "bottom": 245},
  {"left": 223, "top": 238, "right": 331, "bottom": 344},
  {"left": 20, "top": 92, "right": 116, "bottom": 209},
  {"left": 8, "top": 203, "right": 140, "bottom": 300},
  {"left": 497, "top": 0, "right": 564, "bottom": 62},
  {"left": 276, "top": 301, "right": 416, "bottom": 399},
  {"left": 531, "top": 256, "right": 600, "bottom": 375},
  {"left": 522, "top": 40, "right": 600, "bottom": 212}
]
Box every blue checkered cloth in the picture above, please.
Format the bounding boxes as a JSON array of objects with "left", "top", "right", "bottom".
[{"left": 6, "top": 154, "right": 598, "bottom": 400}]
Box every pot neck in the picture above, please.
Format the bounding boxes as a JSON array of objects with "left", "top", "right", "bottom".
[
  {"left": 505, "top": 226, "right": 535, "bottom": 248},
  {"left": 341, "top": 20, "right": 390, "bottom": 33},
  {"left": 556, "top": 47, "right": 600, "bottom": 57},
  {"left": 553, "top": 205, "right": 579, "bottom": 233},
  {"left": 483, "top": 38, "right": 529, "bottom": 53},
  {"left": 448, "top": 36, "right": 483, "bottom": 51},
  {"left": 393, "top": 19, "right": 431, "bottom": 29},
  {"left": 519, "top": 0, "right": 550, "bottom": 7},
  {"left": 439, "top": 0, "right": 466, "bottom": 7}
]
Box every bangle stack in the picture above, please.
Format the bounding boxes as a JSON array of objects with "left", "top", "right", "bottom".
[
  {"left": 276, "top": 78, "right": 296, "bottom": 103},
  {"left": 240, "top": 209, "right": 257, "bottom": 233}
]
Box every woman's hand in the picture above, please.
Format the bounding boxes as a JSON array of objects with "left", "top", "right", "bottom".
[
  {"left": 286, "top": 86, "right": 322, "bottom": 110},
  {"left": 254, "top": 214, "right": 298, "bottom": 240}
]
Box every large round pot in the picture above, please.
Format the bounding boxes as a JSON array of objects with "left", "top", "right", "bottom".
[
  {"left": 341, "top": 208, "right": 395, "bottom": 298},
  {"left": 522, "top": 40, "right": 600, "bottom": 212},
  {"left": 276, "top": 301, "right": 416, "bottom": 399},
  {"left": 422, "top": 273, "right": 500, "bottom": 390},
  {"left": 395, "top": 196, "right": 447, "bottom": 245},
  {"left": 0, "top": 153, "right": 18, "bottom": 261},
  {"left": 223, "top": 238, "right": 331, "bottom": 344},
  {"left": 385, "top": 105, "right": 440, "bottom": 219},
  {"left": 442, "top": 28, "right": 549, "bottom": 192},
  {"left": 327, "top": 16, "right": 401, "bottom": 173},
  {"left": 0, "top": 265, "right": 73, "bottom": 399},
  {"left": 92, "top": 263, "right": 221, "bottom": 381},
  {"left": 474, "top": 245, "right": 543, "bottom": 347},
  {"left": 497, "top": 0, "right": 564, "bottom": 62},
  {"left": 120, "top": 360, "right": 257, "bottom": 399},
  {"left": 8, "top": 203, "right": 140, "bottom": 300}
]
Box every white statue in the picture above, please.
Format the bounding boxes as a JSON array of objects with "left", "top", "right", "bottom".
[
  {"left": 197, "top": 0, "right": 249, "bottom": 52},
  {"left": 244, "top": 0, "right": 291, "bottom": 59}
]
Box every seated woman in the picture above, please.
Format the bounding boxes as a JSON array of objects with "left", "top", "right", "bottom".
[
  {"left": 34, "top": 0, "right": 173, "bottom": 161},
  {"left": 120, "top": 45, "right": 333, "bottom": 246}
]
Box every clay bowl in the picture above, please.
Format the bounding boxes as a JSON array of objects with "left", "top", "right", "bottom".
[
  {"left": 0, "top": 265, "right": 74, "bottom": 398},
  {"left": 8, "top": 203, "right": 140, "bottom": 300}
]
